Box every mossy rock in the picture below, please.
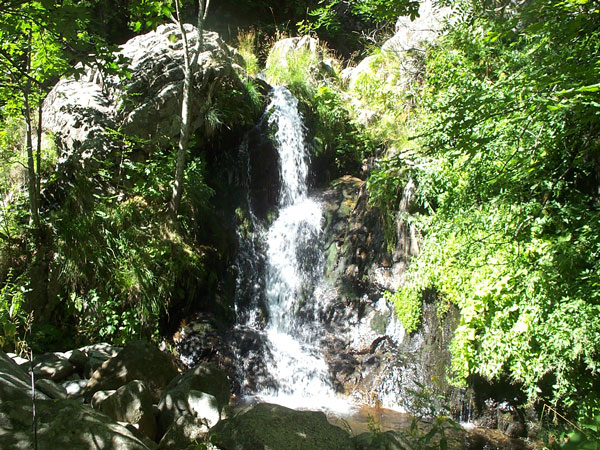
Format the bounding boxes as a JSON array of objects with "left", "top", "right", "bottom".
[{"left": 210, "top": 403, "right": 353, "bottom": 450}]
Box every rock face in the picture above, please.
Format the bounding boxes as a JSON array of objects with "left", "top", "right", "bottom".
[
  {"left": 42, "top": 23, "right": 243, "bottom": 196},
  {"left": 382, "top": 0, "right": 452, "bottom": 54},
  {"left": 210, "top": 403, "right": 354, "bottom": 450},
  {"left": 82, "top": 340, "right": 178, "bottom": 403}
]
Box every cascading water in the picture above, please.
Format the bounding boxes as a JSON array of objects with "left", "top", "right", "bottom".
[{"left": 239, "top": 86, "right": 348, "bottom": 411}]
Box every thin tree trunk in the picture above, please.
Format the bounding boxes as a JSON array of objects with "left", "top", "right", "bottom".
[
  {"left": 169, "top": 0, "right": 209, "bottom": 217},
  {"left": 36, "top": 96, "right": 42, "bottom": 202},
  {"left": 22, "top": 31, "right": 40, "bottom": 233}
]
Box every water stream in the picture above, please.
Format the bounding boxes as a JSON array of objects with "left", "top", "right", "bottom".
[{"left": 239, "top": 86, "right": 349, "bottom": 412}]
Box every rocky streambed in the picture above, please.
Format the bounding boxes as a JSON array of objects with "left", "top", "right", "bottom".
[{"left": 0, "top": 341, "right": 532, "bottom": 449}]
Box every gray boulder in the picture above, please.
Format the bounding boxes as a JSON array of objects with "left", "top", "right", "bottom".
[
  {"left": 43, "top": 23, "right": 243, "bottom": 180},
  {"left": 59, "top": 348, "right": 88, "bottom": 371},
  {"left": 0, "top": 398, "right": 156, "bottom": 450},
  {"left": 63, "top": 378, "right": 89, "bottom": 398},
  {"left": 35, "top": 378, "right": 68, "bottom": 399},
  {"left": 382, "top": 0, "right": 452, "bottom": 54},
  {"left": 93, "top": 380, "right": 157, "bottom": 441},
  {"left": 0, "top": 349, "right": 47, "bottom": 402},
  {"left": 82, "top": 340, "right": 178, "bottom": 403},
  {"left": 209, "top": 403, "right": 353, "bottom": 450},
  {"left": 7, "top": 352, "right": 28, "bottom": 366},
  {"left": 157, "top": 362, "right": 229, "bottom": 434},
  {"left": 32, "top": 352, "right": 76, "bottom": 381},
  {"left": 158, "top": 412, "right": 210, "bottom": 450},
  {"left": 78, "top": 342, "right": 122, "bottom": 377}
]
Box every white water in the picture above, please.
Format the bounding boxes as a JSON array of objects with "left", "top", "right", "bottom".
[{"left": 255, "top": 86, "right": 350, "bottom": 412}]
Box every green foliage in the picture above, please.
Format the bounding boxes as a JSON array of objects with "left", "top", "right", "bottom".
[
  {"left": 265, "top": 44, "right": 322, "bottom": 102},
  {"left": 384, "top": 287, "right": 421, "bottom": 333},
  {"left": 0, "top": 270, "right": 30, "bottom": 354},
  {"left": 53, "top": 145, "right": 214, "bottom": 344},
  {"left": 368, "top": 0, "right": 600, "bottom": 423},
  {"left": 312, "top": 84, "right": 374, "bottom": 176},
  {"left": 237, "top": 29, "right": 260, "bottom": 76},
  {"left": 394, "top": 383, "right": 463, "bottom": 449},
  {"left": 350, "top": 48, "right": 423, "bottom": 148},
  {"left": 302, "top": 0, "right": 420, "bottom": 34}
]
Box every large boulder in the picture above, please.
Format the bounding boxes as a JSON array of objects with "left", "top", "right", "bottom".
[
  {"left": 157, "top": 412, "right": 210, "bottom": 450},
  {"left": 93, "top": 380, "right": 157, "bottom": 441},
  {"left": 81, "top": 340, "right": 178, "bottom": 403},
  {"left": 32, "top": 352, "right": 76, "bottom": 381},
  {"left": 0, "top": 398, "right": 156, "bottom": 450},
  {"left": 35, "top": 378, "right": 68, "bottom": 399},
  {"left": 157, "top": 362, "right": 230, "bottom": 434},
  {"left": 78, "top": 343, "right": 122, "bottom": 378},
  {"left": 382, "top": 0, "right": 452, "bottom": 54},
  {"left": 42, "top": 23, "right": 244, "bottom": 191},
  {"left": 209, "top": 403, "right": 353, "bottom": 450}
]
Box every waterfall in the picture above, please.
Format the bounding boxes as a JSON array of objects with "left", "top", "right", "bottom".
[{"left": 240, "top": 86, "right": 348, "bottom": 411}]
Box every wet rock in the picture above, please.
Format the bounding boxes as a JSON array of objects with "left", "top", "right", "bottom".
[
  {"left": 209, "top": 403, "right": 353, "bottom": 450},
  {"left": 94, "top": 380, "right": 157, "bottom": 441},
  {"left": 35, "top": 378, "right": 68, "bottom": 399},
  {"left": 158, "top": 362, "right": 229, "bottom": 435},
  {"left": 82, "top": 340, "right": 178, "bottom": 403},
  {"left": 175, "top": 320, "right": 224, "bottom": 368}
]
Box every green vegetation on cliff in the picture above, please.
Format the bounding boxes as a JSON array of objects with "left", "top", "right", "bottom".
[{"left": 367, "top": 0, "right": 600, "bottom": 432}]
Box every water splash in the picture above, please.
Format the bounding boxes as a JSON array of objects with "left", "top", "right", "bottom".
[{"left": 251, "top": 86, "right": 349, "bottom": 412}]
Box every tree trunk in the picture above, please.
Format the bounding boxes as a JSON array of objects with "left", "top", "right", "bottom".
[{"left": 169, "top": 0, "right": 209, "bottom": 218}]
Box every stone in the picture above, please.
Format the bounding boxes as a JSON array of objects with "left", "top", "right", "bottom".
[
  {"left": 82, "top": 340, "right": 178, "bottom": 403},
  {"left": 35, "top": 378, "right": 68, "bottom": 399},
  {"left": 7, "top": 352, "right": 28, "bottom": 366},
  {"left": 0, "top": 398, "right": 156, "bottom": 450},
  {"left": 32, "top": 352, "right": 76, "bottom": 381},
  {"left": 78, "top": 343, "right": 122, "bottom": 377},
  {"left": 59, "top": 349, "right": 88, "bottom": 370},
  {"left": 63, "top": 378, "right": 89, "bottom": 398},
  {"left": 209, "top": 403, "right": 353, "bottom": 450},
  {"left": 382, "top": 0, "right": 452, "bottom": 54},
  {"left": 42, "top": 23, "right": 243, "bottom": 200},
  {"left": 91, "top": 390, "right": 117, "bottom": 409},
  {"left": 0, "top": 349, "right": 47, "bottom": 402},
  {"left": 158, "top": 412, "right": 209, "bottom": 450},
  {"left": 93, "top": 380, "right": 157, "bottom": 441},
  {"left": 157, "top": 362, "right": 229, "bottom": 434}
]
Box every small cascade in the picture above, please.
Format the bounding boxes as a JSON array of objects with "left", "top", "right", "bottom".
[{"left": 236, "top": 86, "right": 348, "bottom": 411}]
